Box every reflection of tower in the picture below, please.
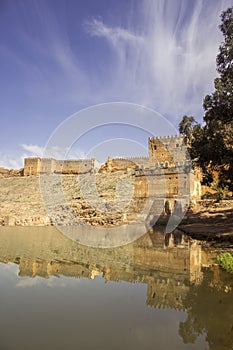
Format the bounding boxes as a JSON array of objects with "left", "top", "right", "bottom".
[
  {"left": 147, "top": 278, "right": 189, "bottom": 310},
  {"left": 89, "top": 266, "right": 103, "bottom": 280},
  {"left": 134, "top": 234, "right": 203, "bottom": 310},
  {"left": 145, "top": 242, "right": 203, "bottom": 309},
  {"left": 189, "top": 242, "right": 203, "bottom": 284},
  {"left": 18, "top": 258, "right": 49, "bottom": 279}
]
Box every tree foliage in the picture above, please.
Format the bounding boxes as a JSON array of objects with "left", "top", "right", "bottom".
[
  {"left": 179, "top": 7, "right": 233, "bottom": 190},
  {"left": 178, "top": 115, "right": 198, "bottom": 140}
]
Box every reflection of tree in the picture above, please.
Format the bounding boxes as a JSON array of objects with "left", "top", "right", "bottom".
[
  {"left": 179, "top": 317, "right": 202, "bottom": 344},
  {"left": 179, "top": 269, "right": 233, "bottom": 350}
]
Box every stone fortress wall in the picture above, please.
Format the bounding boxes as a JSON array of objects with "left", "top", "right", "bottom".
[
  {"left": 148, "top": 134, "right": 187, "bottom": 164},
  {"left": 23, "top": 135, "right": 202, "bottom": 202},
  {"left": 147, "top": 135, "right": 201, "bottom": 201},
  {"left": 24, "top": 157, "right": 97, "bottom": 176},
  {"left": 24, "top": 135, "right": 190, "bottom": 175},
  {"left": 98, "top": 135, "right": 201, "bottom": 202}
]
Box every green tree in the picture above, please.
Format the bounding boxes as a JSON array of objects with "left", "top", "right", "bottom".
[
  {"left": 201, "top": 7, "right": 233, "bottom": 190},
  {"left": 179, "top": 115, "right": 199, "bottom": 140},
  {"left": 181, "top": 7, "right": 233, "bottom": 190},
  {"left": 178, "top": 116, "right": 204, "bottom": 172}
]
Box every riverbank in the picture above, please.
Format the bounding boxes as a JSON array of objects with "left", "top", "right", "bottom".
[
  {"left": 0, "top": 175, "right": 233, "bottom": 247},
  {"left": 179, "top": 200, "right": 233, "bottom": 248}
]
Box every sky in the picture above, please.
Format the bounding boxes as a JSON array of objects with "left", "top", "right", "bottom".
[{"left": 0, "top": 0, "right": 232, "bottom": 168}]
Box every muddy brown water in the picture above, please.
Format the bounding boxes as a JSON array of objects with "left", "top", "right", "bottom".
[{"left": 0, "top": 226, "right": 232, "bottom": 350}]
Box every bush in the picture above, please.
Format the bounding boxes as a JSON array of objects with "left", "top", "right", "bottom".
[{"left": 216, "top": 252, "right": 233, "bottom": 274}]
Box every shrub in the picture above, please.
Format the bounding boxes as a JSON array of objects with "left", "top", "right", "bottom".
[{"left": 216, "top": 252, "right": 233, "bottom": 274}]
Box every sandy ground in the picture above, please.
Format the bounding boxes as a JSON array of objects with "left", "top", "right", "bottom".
[{"left": 179, "top": 201, "right": 233, "bottom": 247}]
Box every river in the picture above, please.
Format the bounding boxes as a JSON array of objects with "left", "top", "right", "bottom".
[{"left": 0, "top": 226, "right": 232, "bottom": 350}]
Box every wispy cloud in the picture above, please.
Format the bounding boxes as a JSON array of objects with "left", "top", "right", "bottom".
[
  {"left": 84, "top": 18, "right": 144, "bottom": 46},
  {"left": 0, "top": 151, "right": 25, "bottom": 169},
  {"left": 1, "top": 144, "right": 46, "bottom": 169},
  {"left": 44, "top": 145, "right": 87, "bottom": 160},
  {"left": 83, "top": 0, "right": 232, "bottom": 120},
  {"left": 16, "top": 276, "right": 67, "bottom": 288},
  {"left": 0, "top": 143, "right": 87, "bottom": 169},
  {"left": 21, "top": 144, "right": 44, "bottom": 157},
  {"left": 1, "top": 0, "right": 232, "bottom": 167}
]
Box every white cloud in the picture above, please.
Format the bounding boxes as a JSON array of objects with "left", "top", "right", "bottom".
[
  {"left": 21, "top": 144, "right": 44, "bottom": 157},
  {"left": 0, "top": 144, "right": 88, "bottom": 169},
  {"left": 15, "top": 275, "right": 66, "bottom": 288},
  {"left": 84, "top": 18, "right": 144, "bottom": 46},
  {"left": 44, "top": 145, "right": 87, "bottom": 160},
  {"left": 84, "top": 0, "right": 232, "bottom": 121},
  {"left": 0, "top": 152, "right": 25, "bottom": 169},
  {"left": 1, "top": 0, "right": 232, "bottom": 153}
]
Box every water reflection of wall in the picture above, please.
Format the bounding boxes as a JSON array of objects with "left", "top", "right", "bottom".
[{"left": 0, "top": 227, "right": 203, "bottom": 310}]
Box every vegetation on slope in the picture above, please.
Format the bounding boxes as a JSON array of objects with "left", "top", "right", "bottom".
[{"left": 216, "top": 252, "right": 233, "bottom": 274}]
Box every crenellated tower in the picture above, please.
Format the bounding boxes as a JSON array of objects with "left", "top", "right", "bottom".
[{"left": 148, "top": 135, "right": 188, "bottom": 166}]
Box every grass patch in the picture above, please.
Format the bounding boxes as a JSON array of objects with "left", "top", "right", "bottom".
[{"left": 216, "top": 252, "right": 233, "bottom": 274}]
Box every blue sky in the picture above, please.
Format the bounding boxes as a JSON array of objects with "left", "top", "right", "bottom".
[{"left": 0, "top": 0, "right": 232, "bottom": 168}]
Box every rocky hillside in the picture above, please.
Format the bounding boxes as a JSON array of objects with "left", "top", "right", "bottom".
[
  {"left": 0, "top": 171, "right": 145, "bottom": 226},
  {"left": 0, "top": 167, "right": 23, "bottom": 177}
]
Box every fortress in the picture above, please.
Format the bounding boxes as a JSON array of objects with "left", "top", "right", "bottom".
[
  {"left": 23, "top": 135, "right": 202, "bottom": 202},
  {"left": 24, "top": 135, "right": 190, "bottom": 175}
]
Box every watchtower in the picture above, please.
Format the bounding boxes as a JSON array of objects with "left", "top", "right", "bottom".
[{"left": 148, "top": 135, "right": 187, "bottom": 166}]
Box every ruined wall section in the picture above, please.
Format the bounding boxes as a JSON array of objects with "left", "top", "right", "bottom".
[
  {"left": 61, "top": 159, "right": 95, "bottom": 174},
  {"left": 0, "top": 168, "right": 23, "bottom": 177},
  {"left": 24, "top": 157, "right": 96, "bottom": 175},
  {"left": 24, "top": 158, "right": 41, "bottom": 176},
  {"left": 99, "top": 156, "right": 153, "bottom": 173},
  {"left": 40, "top": 158, "right": 58, "bottom": 174}
]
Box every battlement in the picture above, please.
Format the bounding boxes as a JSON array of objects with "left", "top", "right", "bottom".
[
  {"left": 110, "top": 156, "right": 149, "bottom": 161},
  {"left": 149, "top": 134, "right": 184, "bottom": 142},
  {"left": 135, "top": 160, "right": 191, "bottom": 173},
  {"left": 148, "top": 134, "right": 188, "bottom": 165},
  {"left": 24, "top": 157, "right": 42, "bottom": 160}
]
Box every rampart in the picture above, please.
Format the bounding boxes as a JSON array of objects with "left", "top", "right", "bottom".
[
  {"left": 24, "top": 135, "right": 191, "bottom": 176},
  {"left": 24, "top": 158, "right": 96, "bottom": 175},
  {"left": 23, "top": 135, "right": 202, "bottom": 202}
]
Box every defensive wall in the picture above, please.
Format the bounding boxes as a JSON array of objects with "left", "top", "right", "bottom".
[
  {"left": 23, "top": 135, "right": 202, "bottom": 204},
  {"left": 24, "top": 157, "right": 97, "bottom": 175},
  {"left": 24, "top": 135, "right": 189, "bottom": 175}
]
